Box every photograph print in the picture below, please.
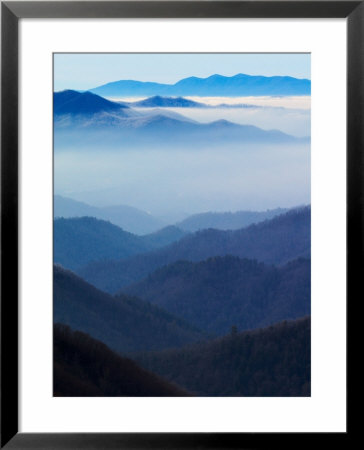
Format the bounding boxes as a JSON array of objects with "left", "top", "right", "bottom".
[{"left": 53, "top": 53, "right": 311, "bottom": 397}]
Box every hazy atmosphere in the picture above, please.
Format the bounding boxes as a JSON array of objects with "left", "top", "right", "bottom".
[
  {"left": 54, "top": 53, "right": 310, "bottom": 216},
  {"left": 53, "top": 53, "right": 311, "bottom": 398},
  {"left": 55, "top": 143, "right": 309, "bottom": 217}
]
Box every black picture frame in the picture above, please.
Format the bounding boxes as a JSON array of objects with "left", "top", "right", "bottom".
[{"left": 1, "top": 1, "right": 360, "bottom": 448}]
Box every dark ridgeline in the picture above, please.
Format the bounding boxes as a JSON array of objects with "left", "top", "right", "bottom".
[
  {"left": 128, "top": 95, "right": 206, "bottom": 108},
  {"left": 123, "top": 256, "right": 310, "bottom": 335},
  {"left": 124, "top": 96, "right": 265, "bottom": 110},
  {"left": 78, "top": 207, "right": 310, "bottom": 294},
  {"left": 54, "top": 90, "right": 130, "bottom": 116},
  {"left": 53, "top": 265, "right": 206, "bottom": 354},
  {"left": 136, "top": 317, "right": 311, "bottom": 397},
  {"left": 54, "top": 324, "right": 189, "bottom": 397}
]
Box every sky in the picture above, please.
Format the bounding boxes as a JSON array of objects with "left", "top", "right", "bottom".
[{"left": 54, "top": 53, "right": 311, "bottom": 91}]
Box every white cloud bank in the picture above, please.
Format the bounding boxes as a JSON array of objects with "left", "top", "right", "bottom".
[{"left": 186, "top": 96, "right": 311, "bottom": 109}]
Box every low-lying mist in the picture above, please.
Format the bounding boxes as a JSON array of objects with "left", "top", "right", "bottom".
[
  {"left": 54, "top": 143, "right": 310, "bottom": 216},
  {"left": 135, "top": 106, "right": 310, "bottom": 138}
]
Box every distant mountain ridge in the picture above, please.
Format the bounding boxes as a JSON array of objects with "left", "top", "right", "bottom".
[
  {"left": 54, "top": 91, "right": 302, "bottom": 148},
  {"left": 54, "top": 195, "right": 165, "bottom": 235},
  {"left": 125, "top": 96, "right": 265, "bottom": 109},
  {"left": 128, "top": 95, "right": 206, "bottom": 108},
  {"left": 177, "top": 208, "right": 289, "bottom": 232},
  {"left": 54, "top": 90, "right": 130, "bottom": 116},
  {"left": 53, "top": 90, "right": 308, "bottom": 150},
  {"left": 78, "top": 207, "right": 311, "bottom": 293},
  {"left": 90, "top": 73, "right": 311, "bottom": 97}
]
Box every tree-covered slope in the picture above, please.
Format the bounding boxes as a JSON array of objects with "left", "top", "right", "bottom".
[
  {"left": 54, "top": 324, "right": 189, "bottom": 396},
  {"left": 136, "top": 317, "right": 311, "bottom": 397},
  {"left": 54, "top": 265, "right": 206, "bottom": 353},
  {"left": 123, "top": 256, "right": 310, "bottom": 335},
  {"left": 140, "top": 225, "right": 187, "bottom": 249},
  {"left": 54, "top": 216, "right": 152, "bottom": 270},
  {"left": 78, "top": 207, "right": 310, "bottom": 293}
]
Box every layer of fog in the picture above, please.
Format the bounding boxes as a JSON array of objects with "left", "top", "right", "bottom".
[
  {"left": 54, "top": 144, "right": 310, "bottom": 218},
  {"left": 187, "top": 96, "right": 311, "bottom": 109},
  {"left": 109, "top": 96, "right": 311, "bottom": 110},
  {"left": 133, "top": 106, "right": 310, "bottom": 138}
]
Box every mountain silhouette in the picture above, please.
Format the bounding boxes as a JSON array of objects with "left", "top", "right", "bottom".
[
  {"left": 54, "top": 90, "right": 130, "bottom": 116},
  {"left": 54, "top": 216, "right": 153, "bottom": 270},
  {"left": 54, "top": 91, "right": 305, "bottom": 148},
  {"left": 123, "top": 256, "right": 310, "bottom": 335},
  {"left": 54, "top": 195, "right": 165, "bottom": 235},
  {"left": 129, "top": 95, "right": 206, "bottom": 108},
  {"left": 90, "top": 73, "right": 311, "bottom": 97},
  {"left": 54, "top": 323, "right": 190, "bottom": 396},
  {"left": 54, "top": 265, "right": 206, "bottom": 353},
  {"left": 177, "top": 208, "right": 288, "bottom": 232},
  {"left": 136, "top": 317, "right": 310, "bottom": 397},
  {"left": 77, "top": 207, "right": 310, "bottom": 293}
]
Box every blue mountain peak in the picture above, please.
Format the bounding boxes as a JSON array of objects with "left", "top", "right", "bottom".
[{"left": 54, "top": 90, "right": 129, "bottom": 115}]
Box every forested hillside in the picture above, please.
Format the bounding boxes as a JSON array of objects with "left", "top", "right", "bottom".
[
  {"left": 140, "top": 225, "right": 187, "bottom": 249},
  {"left": 123, "top": 256, "right": 310, "bottom": 335},
  {"left": 54, "top": 324, "right": 190, "bottom": 396},
  {"left": 136, "top": 317, "right": 310, "bottom": 397},
  {"left": 78, "top": 207, "right": 310, "bottom": 293},
  {"left": 54, "top": 217, "right": 152, "bottom": 270},
  {"left": 54, "top": 265, "right": 206, "bottom": 353}
]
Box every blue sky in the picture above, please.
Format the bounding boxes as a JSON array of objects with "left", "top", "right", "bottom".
[{"left": 54, "top": 53, "right": 310, "bottom": 91}]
